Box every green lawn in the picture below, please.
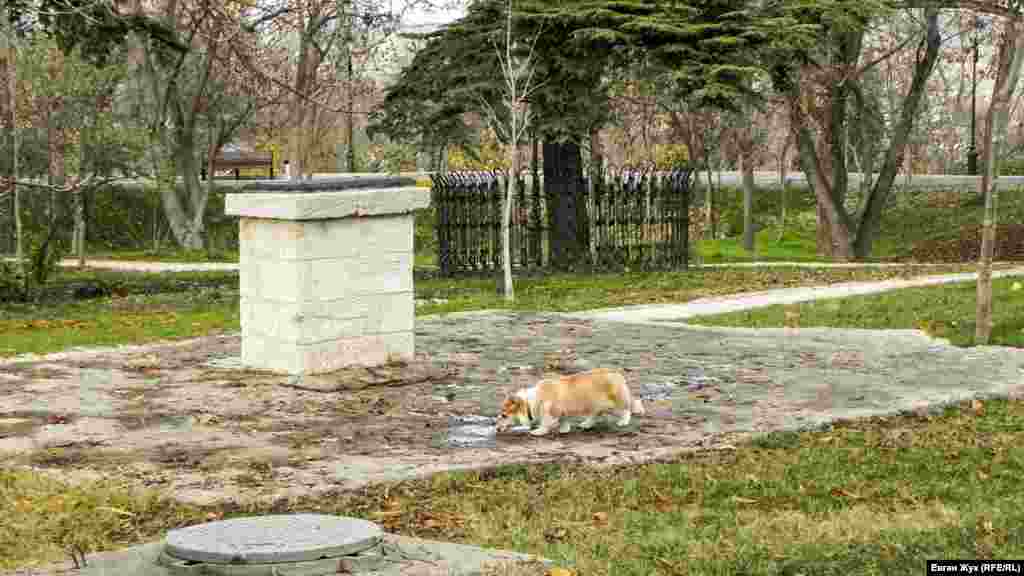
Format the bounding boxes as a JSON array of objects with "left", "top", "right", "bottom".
[
  {"left": 689, "top": 277, "right": 1024, "bottom": 348},
  {"left": 6, "top": 398, "right": 1024, "bottom": 573},
  {"left": 696, "top": 228, "right": 822, "bottom": 263}
]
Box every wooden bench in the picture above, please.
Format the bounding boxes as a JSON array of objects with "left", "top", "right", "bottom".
[{"left": 202, "top": 151, "right": 274, "bottom": 180}]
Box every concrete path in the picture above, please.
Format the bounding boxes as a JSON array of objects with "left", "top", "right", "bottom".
[
  {"left": 56, "top": 259, "right": 239, "bottom": 272},
  {"left": 567, "top": 266, "right": 1024, "bottom": 324}
]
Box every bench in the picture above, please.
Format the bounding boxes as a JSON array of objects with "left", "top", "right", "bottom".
[{"left": 201, "top": 151, "right": 274, "bottom": 180}]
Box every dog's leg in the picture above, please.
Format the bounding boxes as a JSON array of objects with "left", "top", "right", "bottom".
[
  {"left": 558, "top": 419, "right": 572, "bottom": 434},
  {"left": 578, "top": 415, "right": 598, "bottom": 430},
  {"left": 616, "top": 409, "right": 632, "bottom": 427}
]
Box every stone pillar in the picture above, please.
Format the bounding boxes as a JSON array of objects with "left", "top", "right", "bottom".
[{"left": 226, "top": 176, "right": 429, "bottom": 375}]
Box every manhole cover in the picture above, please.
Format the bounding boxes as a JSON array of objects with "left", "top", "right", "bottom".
[{"left": 164, "top": 514, "right": 383, "bottom": 564}]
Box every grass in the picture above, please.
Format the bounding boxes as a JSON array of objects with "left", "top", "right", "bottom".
[
  {"left": 688, "top": 277, "right": 1024, "bottom": 348},
  {"left": 696, "top": 228, "right": 821, "bottom": 263},
  {"left": 0, "top": 264, "right": 1008, "bottom": 357},
  {"left": 5, "top": 398, "right": 1024, "bottom": 573},
  {"left": 76, "top": 248, "right": 240, "bottom": 263},
  {"left": 0, "top": 270, "right": 240, "bottom": 357}
]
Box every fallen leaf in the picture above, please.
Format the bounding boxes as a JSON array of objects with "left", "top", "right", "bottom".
[
  {"left": 592, "top": 511, "right": 608, "bottom": 525},
  {"left": 972, "top": 399, "right": 985, "bottom": 415},
  {"left": 546, "top": 569, "right": 575, "bottom": 576},
  {"left": 543, "top": 527, "right": 568, "bottom": 542},
  {"left": 829, "top": 487, "right": 860, "bottom": 499},
  {"left": 733, "top": 496, "right": 757, "bottom": 504}
]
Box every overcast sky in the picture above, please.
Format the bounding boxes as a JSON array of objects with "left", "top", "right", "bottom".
[{"left": 397, "top": 0, "right": 466, "bottom": 30}]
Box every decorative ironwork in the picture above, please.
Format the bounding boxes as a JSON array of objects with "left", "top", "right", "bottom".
[{"left": 431, "top": 166, "right": 692, "bottom": 276}]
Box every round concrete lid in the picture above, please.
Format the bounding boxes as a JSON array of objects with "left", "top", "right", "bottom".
[
  {"left": 164, "top": 514, "right": 383, "bottom": 564},
  {"left": 242, "top": 176, "right": 416, "bottom": 193}
]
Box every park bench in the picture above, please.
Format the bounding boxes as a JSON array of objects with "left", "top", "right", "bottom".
[{"left": 201, "top": 150, "right": 274, "bottom": 180}]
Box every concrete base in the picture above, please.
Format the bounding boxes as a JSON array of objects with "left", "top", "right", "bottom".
[
  {"left": 18, "top": 535, "right": 550, "bottom": 576},
  {"left": 226, "top": 178, "right": 430, "bottom": 375}
]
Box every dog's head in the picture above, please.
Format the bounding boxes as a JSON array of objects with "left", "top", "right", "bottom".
[{"left": 495, "top": 395, "right": 530, "bottom": 432}]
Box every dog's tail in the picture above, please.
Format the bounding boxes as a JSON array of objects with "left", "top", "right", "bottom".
[{"left": 631, "top": 397, "right": 646, "bottom": 415}]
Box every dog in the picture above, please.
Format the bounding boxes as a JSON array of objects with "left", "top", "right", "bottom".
[{"left": 495, "top": 368, "right": 645, "bottom": 436}]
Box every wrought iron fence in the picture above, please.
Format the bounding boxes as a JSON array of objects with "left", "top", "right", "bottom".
[{"left": 431, "top": 167, "right": 693, "bottom": 276}]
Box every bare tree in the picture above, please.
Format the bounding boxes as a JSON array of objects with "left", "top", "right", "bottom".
[
  {"left": 1, "top": 2, "right": 21, "bottom": 272},
  {"left": 976, "top": 15, "right": 1024, "bottom": 344},
  {"left": 477, "top": 0, "right": 542, "bottom": 301}
]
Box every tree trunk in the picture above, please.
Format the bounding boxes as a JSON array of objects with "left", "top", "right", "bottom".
[
  {"left": 162, "top": 130, "right": 206, "bottom": 251},
  {"left": 777, "top": 133, "right": 792, "bottom": 243},
  {"left": 739, "top": 128, "right": 756, "bottom": 252},
  {"left": 704, "top": 160, "right": 714, "bottom": 239},
  {"left": 793, "top": 117, "right": 854, "bottom": 261},
  {"left": 589, "top": 127, "right": 602, "bottom": 264},
  {"left": 346, "top": 46, "right": 356, "bottom": 173},
  {"left": 502, "top": 156, "right": 515, "bottom": 301},
  {"left": 976, "top": 17, "right": 1024, "bottom": 345},
  {"left": 543, "top": 141, "right": 584, "bottom": 270},
  {"left": 853, "top": 7, "right": 941, "bottom": 258},
  {"left": 1, "top": 2, "right": 20, "bottom": 270},
  {"left": 47, "top": 46, "right": 66, "bottom": 240},
  {"left": 76, "top": 127, "right": 86, "bottom": 266}
]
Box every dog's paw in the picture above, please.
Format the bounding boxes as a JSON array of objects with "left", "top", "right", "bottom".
[{"left": 529, "top": 428, "right": 550, "bottom": 437}]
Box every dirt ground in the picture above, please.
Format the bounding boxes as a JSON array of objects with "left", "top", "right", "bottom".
[
  {"left": 3, "top": 311, "right": 1023, "bottom": 506},
  {"left": 0, "top": 332, "right": 713, "bottom": 506}
]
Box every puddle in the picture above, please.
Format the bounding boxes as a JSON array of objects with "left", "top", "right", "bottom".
[
  {"left": 434, "top": 415, "right": 497, "bottom": 449},
  {"left": 639, "top": 367, "right": 722, "bottom": 401}
]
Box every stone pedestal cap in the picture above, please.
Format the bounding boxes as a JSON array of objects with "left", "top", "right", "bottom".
[
  {"left": 241, "top": 175, "right": 416, "bottom": 193},
  {"left": 163, "top": 514, "right": 384, "bottom": 564},
  {"left": 226, "top": 176, "right": 430, "bottom": 221}
]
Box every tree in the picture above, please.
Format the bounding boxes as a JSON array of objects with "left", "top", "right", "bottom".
[
  {"left": 976, "top": 15, "right": 1024, "bottom": 344},
  {"left": 1, "top": 2, "right": 21, "bottom": 272},
  {"left": 374, "top": 0, "right": 800, "bottom": 268},
  {"left": 7, "top": 35, "right": 148, "bottom": 289},
  {"left": 772, "top": 2, "right": 942, "bottom": 260},
  {"left": 480, "top": 0, "right": 542, "bottom": 301},
  {"left": 126, "top": 0, "right": 282, "bottom": 250}
]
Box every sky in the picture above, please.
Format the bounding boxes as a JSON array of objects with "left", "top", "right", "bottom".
[{"left": 396, "top": 0, "right": 466, "bottom": 31}]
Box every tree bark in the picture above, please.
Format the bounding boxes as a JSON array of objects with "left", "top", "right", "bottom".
[
  {"left": 853, "top": 7, "right": 941, "bottom": 258},
  {"left": 976, "top": 17, "right": 1024, "bottom": 344},
  {"left": 1, "top": 2, "right": 20, "bottom": 270},
  {"left": 738, "top": 124, "right": 756, "bottom": 252},
  {"left": 543, "top": 141, "right": 583, "bottom": 270},
  {"left": 777, "top": 133, "right": 792, "bottom": 243}
]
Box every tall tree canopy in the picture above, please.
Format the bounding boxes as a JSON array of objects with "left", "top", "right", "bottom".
[{"left": 371, "top": 0, "right": 811, "bottom": 150}]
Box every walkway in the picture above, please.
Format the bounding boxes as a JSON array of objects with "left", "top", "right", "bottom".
[{"left": 567, "top": 266, "right": 1024, "bottom": 323}]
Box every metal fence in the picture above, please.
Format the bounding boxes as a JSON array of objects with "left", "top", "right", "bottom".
[{"left": 431, "top": 167, "right": 694, "bottom": 276}]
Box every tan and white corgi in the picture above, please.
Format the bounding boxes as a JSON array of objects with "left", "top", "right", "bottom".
[{"left": 495, "top": 368, "right": 645, "bottom": 436}]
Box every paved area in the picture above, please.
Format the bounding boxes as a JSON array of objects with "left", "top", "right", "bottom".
[{"left": 568, "top": 266, "right": 1024, "bottom": 323}]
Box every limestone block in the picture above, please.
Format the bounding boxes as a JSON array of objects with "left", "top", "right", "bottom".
[
  {"left": 239, "top": 216, "right": 413, "bottom": 262},
  {"left": 240, "top": 293, "right": 414, "bottom": 344},
  {"left": 242, "top": 331, "right": 414, "bottom": 374},
  {"left": 226, "top": 187, "right": 429, "bottom": 221}
]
